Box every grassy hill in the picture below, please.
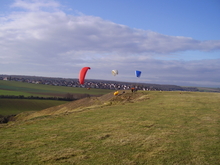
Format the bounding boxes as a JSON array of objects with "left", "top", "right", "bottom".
[{"left": 1, "top": 91, "right": 220, "bottom": 164}]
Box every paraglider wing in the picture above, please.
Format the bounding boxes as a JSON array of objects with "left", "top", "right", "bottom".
[
  {"left": 79, "top": 67, "right": 91, "bottom": 84},
  {"left": 111, "top": 70, "right": 118, "bottom": 76},
  {"left": 114, "top": 91, "right": 119, "bottom": 96},
  {"left": 135, "top": 70, "right": 141, "bottom": 78}
]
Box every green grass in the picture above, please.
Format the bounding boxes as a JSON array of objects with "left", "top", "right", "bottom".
[
  {"left": 0, "top": 80, "right": 111, "bottom": 116},
  {"left": 197, "top": 87, "right": 220, "bottom": 92},
  {"left": 0, "top": 89, "right": 29, "bottom": 96},
  {"left": 0, "top": 80, "right": 111, "bottom": 97},
  {"left": 0, "top": 99, "right": 69, "bottom": 116},
  {"left": 0, "top": 91, "right": 220, "bottom": 164}
]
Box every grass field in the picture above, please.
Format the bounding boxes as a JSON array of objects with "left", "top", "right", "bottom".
[
  {"left": 197, "top": 87, "right": 220, "bottom": 92},
  {"left": 0, "top": 99, "right": 69, "bottom": 116},
  {"left": 0, "top": 91, "right": 220, "bottom": 164},
  {"left": 0, "top": 80, "right": 111, "bottom": 116},
  {"left": 0, "top": 80, "right": 111, "bottom": 97}
]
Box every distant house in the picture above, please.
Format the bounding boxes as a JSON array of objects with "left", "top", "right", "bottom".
[
  {"left": 31, "top": 81, "right": 39, "bottom": 84},
  {"left": 3, "top": 77, "right": 8, "bottom": 81}
]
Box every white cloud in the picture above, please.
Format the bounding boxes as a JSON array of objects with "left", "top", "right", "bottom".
[{"left": 0, "top": 0, "right": 220, "bottom": 87}]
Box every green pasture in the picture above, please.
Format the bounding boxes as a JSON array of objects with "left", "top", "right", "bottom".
[
  {"left": 0, "top": 80, "right": 111, "bottom": 116},
  {"left": 197, "top": 87, "right": 220, "bottom": 92},
  {"left": 0, "top": 89, "right": 28, "bottom": 96},
  {"left": 0, "top": 91, "right": 220, "bottom": 164},
  {"left": 0, "top": 80, "right": 111, "bottom": 97},
  {"left": 0, "top": 99, "right": 68, "bottom": 116}
]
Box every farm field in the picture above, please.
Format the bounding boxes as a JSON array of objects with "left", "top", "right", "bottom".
[
  {"left": 1, "top": 91, "right": 220, "bottom": 164},
  {"left": 0, "top": 99, "right": 69, "bottom": 116},
  {"left": 0, "top": 80, "right": 111, "bottom": 116},
  {"left": 0, "top": 80, "right": 111, "bottom": 97}
]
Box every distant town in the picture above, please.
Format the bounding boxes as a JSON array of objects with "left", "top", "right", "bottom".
[{"left": 0, "top": 74, "right": 204, "bottom": 92}]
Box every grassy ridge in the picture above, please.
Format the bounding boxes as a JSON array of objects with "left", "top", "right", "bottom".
[
  {"left": 0, "top": 91, "right": 220, "bottom": 164},
  {"left": 0, "top": 80, "right": 111, "bottom": 97}
]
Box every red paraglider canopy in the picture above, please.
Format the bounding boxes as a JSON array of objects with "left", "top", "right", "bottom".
[{"left": 79, "top": 67, "right": 91, "bottom": 84}]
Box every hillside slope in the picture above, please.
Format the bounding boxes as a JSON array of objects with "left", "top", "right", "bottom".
[
  {"left": 14, "top": 90, "right": 148, "bottom": 121},
  {"left": 1, "top": 91, "right": 220, "bottom": 164}
]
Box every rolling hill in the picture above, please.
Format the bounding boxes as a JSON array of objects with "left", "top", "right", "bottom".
[{"left": 1, "top": 90, "right": 220, "bottom": 164}]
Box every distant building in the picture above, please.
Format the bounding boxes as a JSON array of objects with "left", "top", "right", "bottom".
[{"left": 3, "top": 77, "right": 8, "bottom": 81}]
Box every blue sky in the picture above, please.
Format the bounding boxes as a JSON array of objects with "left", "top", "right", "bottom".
[
  {"left": 65, "top": 0, "right": 220, "bottom": 39},
  {"left": 0, "top": 0, "right": 220, "bottom": 87}
]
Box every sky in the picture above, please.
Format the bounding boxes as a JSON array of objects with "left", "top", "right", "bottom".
[{"left": 0, "top": 0, "right": 220, "bottom": 87}]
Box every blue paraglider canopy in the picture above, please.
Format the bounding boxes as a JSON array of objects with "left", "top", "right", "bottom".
[{"left": 135, "top": 70, "right": 141, "bottom": 78}]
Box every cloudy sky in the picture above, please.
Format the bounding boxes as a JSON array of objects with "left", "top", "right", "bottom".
[{"left": 0, "top": 0, "right": 220, "bottom": 87}]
